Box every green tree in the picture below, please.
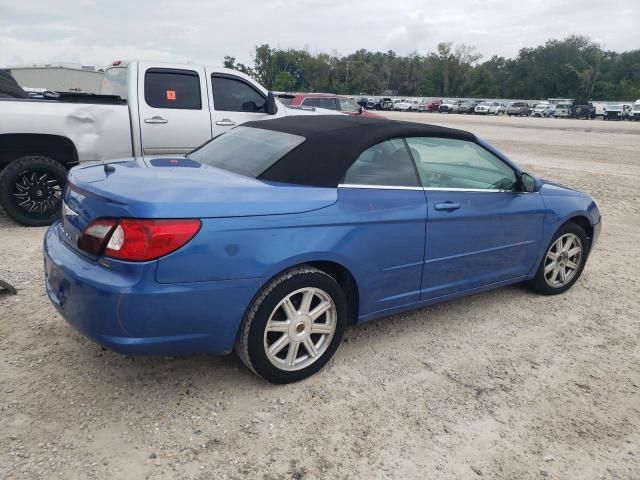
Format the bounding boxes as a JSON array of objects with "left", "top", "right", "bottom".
[{"left": 223, "top": 37, "right": 640, "bottom": 100}]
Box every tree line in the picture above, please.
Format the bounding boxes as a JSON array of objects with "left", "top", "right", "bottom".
[{"left": 223, "top": 35, "right": 640, "bottom": 101}]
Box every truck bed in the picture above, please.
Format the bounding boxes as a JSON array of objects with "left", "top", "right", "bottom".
[{"left": 0, "top": 97, "right": 133, "bottom": 162}]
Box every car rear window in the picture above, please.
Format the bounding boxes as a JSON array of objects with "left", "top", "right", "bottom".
[
  {"left": 144, "top": 68, "right": 202, "bottom": 110},
  {"left": 187, "top": 126, "right": 305, "bottom": 178}
]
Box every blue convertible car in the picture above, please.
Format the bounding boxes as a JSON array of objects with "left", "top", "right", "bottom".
[{"left": 44, "top": 116, "right": 601, "bottom": 383}]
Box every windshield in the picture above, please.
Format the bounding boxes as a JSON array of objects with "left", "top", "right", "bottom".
[
  {"left": 478, "top": 102, "right": 491, "bottom": 106},
  {"left": 187, "top": 126, "right": 305, "bottom": 178},
  {"left": 101, "top": 67, "right": 128, "bottom": 99},
  {"left": 338, "top": 98, "right": 359, "bottom": 112},
  {"left": 633, "top": 104, "right": 640, "bottom": 111},
  {"left": 277, "top": 96, "right": 293, "bottom": 106},
  {"left": 608, "top": 105, "right": 622, "bottom": 111}
]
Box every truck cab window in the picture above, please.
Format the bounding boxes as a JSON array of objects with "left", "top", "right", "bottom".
[
  {"left": 144, "top": 69, "right": 202, "bottom": 110},
  {"left": 212, "top": 75, "right": 266, "bottom": 113}
]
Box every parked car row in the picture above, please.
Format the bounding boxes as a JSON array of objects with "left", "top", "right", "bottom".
[
  {"left": 277, "top": 92, "right": 384, "bottom": 119},
  {"left": 352, "top": 95, "right": 640, "bottom": 121},
  {"left": 407, "top": 97, "right": 639, "bottom": 121}
]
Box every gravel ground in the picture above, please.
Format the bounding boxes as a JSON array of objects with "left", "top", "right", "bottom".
[{"left": 1, "top": 113, "right": 639, "bottom": 480}]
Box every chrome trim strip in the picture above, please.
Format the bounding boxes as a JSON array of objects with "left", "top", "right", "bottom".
[
  {"left": 338, "top": 184, "right": 509, "bottom": 193},
  {"left": 422, "top": 187, "right": 508, "bottom": 193},
  {"left": 338, "top": 184, "right": 423, "bottom": 191}
]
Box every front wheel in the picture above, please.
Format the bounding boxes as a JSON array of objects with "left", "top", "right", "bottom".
[
  {"left": 0, "top": 156, "right": 67, "bottom": 226},
  {"left": 235, "top": 266, "right": 348, "bottom": 383},
  {"left": 527, "top": 223, "right": 589, "bottom": 295}
]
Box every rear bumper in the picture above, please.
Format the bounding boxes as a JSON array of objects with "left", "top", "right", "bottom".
[{"left": 44, "top": 222, "right": 264, "bottom": 356}]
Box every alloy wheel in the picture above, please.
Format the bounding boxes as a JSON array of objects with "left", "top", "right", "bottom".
[
  {"left": 543, "top": 233, "right": 583, "bottom": 288},
  {"left": 263, "top": 287, "right": 337, "bottom": 371}
]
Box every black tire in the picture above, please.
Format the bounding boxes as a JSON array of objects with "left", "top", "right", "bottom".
[
  {"left": 526, "top": 222, "right": 589, "bottom": 295},
  {"left": 235, "top": 266, "right": 348, "bottom": 384},
  {"left": 0, "top": 156, "right": 67, "bottom": 226}
]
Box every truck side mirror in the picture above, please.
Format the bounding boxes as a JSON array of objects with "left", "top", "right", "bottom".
[{"left": 266, "top": 92, "right": 278, "bottom": 115}]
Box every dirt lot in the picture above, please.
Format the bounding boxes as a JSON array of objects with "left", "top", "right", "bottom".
[{"left": 1, "top": 113, "right": 639, "bottom": 480}]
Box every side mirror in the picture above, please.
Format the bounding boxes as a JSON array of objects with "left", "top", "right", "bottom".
[
  {"left": 358, "top": 106, "right": 363, "bottom": 114},
  {"left": 518, "top": 172, "right": 538, "bottom": 192},
  {"left": 266, "top": 91, "right": 278, "bottom": 115}
]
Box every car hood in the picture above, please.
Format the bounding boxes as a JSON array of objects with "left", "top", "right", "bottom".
[{"left": 66, "top": 159, "right": 338, "bottom": 220}]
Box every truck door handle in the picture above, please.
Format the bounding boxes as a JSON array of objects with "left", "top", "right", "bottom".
[
  {"left": 215, "top": 119, "right": 236, "bottom": 126},
  {"left": 434, "top": 202, "right": 461, "bottom": 211},
  {"left": 144, "top": 116, "right": 168, "bottom": 124}
]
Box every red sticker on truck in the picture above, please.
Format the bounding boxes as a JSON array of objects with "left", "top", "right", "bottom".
[{"left": 166, "top": 90, "right": 176, "bottom": 100}]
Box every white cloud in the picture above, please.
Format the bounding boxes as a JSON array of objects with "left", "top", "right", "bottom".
[{"left": 0, "top": 0, "right": 638, "bottom": 68}]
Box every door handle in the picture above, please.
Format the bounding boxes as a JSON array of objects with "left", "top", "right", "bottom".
[
  {"left": 144, "top": 116, "right": 168, "bottom": 124},
  {"left": 434, "top": 202, "right": 461, "bottom": 211},
  {"left": 215, "top": 119, "right": 236, "bottom": 126}
]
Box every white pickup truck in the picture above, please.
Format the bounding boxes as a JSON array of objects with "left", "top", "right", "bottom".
[{"left": 0, "top": 61, "right": 327, "bottom": 226}]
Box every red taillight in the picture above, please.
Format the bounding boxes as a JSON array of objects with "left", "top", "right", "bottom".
[
  {"left": 78, "top": 219, "right": 201, "bottom": 261},
  {"left": 77, "top": 219, "right": 117, "bottom": 256}
]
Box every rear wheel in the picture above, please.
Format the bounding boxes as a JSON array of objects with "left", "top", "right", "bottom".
[
  {"left": 235, "top": 266, "right": 348, "bottom": 383},
  {"left": 0, "top": 156, "right": 67, "bottom": 226},
  {"left": 527, "top": 223, "right": 588, "bottom": 295}
]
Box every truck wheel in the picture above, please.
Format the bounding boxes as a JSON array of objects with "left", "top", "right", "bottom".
[{"left": 0, "top": 156, "right": 67, "bottom": 226}]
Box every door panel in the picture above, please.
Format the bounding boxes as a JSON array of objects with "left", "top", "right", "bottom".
[
  {"left": 421, "top": 190, "right": 544, "bottom": 299},
  {"left": 338, "top": 139, "right": 426, "bottom": 316},
  {"left": 137, "top": 63, "right": 212, "bottom": 156},
  {"left": 209, "top": 73, "right": 272, "bottom": 136},
  {"left": 404, "top": 136, "right": 545, "bottom": 299},
  {"left": 337, "top": 187, "right": 427, "bottom": 315}
]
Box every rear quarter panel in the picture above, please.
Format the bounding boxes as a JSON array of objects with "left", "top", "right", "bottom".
[
  {"left": 155, "top": 188, "right": 426, "bottom": 318},
  {"left": 0, "top": 99, "right": 132, "bottom": 162}
]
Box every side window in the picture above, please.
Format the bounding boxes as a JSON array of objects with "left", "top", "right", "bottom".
[
  {"left": 338, "top": 98, "right": 359, "bottom": 113},
  {"left": 343, "top": 139, "right": 419, "bottom": 187},
  {"left": 302, "top": 97, "right": 338, "bottom": 110},
  {"left": 212, "top": 75, "right": 266, "bottom": 113},
  {"left": 405, "top": 137, "right": 516, "bottom": 190},
  {"left": 144, "top": 68, "right": 201, "bottom": 109}
]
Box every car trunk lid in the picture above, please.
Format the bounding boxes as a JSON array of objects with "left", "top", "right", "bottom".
[{"left": 61, "top": 159, "right": 337, "bottom": 257}]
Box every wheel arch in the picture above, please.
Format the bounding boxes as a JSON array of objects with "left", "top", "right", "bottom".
[
  {"left": 305, "top": 260, "right": 360, "bottom": 324},
  {"left": 255, "top": 259, "right": 361, "bottom": 326},
  {"left": 0, "top": 133, "right": 79, "bottom": 170},
  {"left": 563, "top": 215, "right": 594, "bottom": 250}
]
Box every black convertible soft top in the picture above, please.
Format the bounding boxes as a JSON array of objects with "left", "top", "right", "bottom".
[{"left": 246, "top": 115, "right": 477, "bottom": 187}]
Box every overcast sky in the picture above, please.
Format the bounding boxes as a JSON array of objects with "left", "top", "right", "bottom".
[{"left": 1, "top": 0, "right": 639, "bottom": 68}]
